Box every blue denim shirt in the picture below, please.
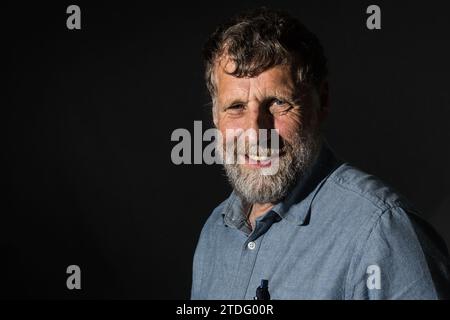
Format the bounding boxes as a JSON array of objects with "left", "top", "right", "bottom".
[{"left": 191, "top": 144, "right": 450, "bottom": 299}]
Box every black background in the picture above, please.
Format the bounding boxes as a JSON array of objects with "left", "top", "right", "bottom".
[{"left": 4, "top": 0, "right": 450, "bottom": 299}]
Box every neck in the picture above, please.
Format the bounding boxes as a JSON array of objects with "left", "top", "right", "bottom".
[{"left": 247, "top": 202, "right": 275, "bottom": 230}]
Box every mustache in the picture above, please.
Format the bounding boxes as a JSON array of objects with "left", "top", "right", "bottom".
[{"left": 222, "top": 139, "right": 289, "bottom": 157}]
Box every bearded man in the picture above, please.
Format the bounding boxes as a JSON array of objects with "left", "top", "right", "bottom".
[{"left": 191, "top": 8, "right": 450, "bottom": 299}]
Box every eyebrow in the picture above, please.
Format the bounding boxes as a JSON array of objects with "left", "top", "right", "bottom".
[
  {"left": 273, "top": 87, "right": 298, "bottom": 100},
  {"left": 218, "top": 85, "right": 301, "bottom": 109},
  {"left": 222, "top": 90, "right": 299, "bottom": 104}
]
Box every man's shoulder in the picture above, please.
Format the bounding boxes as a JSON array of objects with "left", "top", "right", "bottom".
[
  {"left": 324, "top": 162, "right": 416, "bottom": 215},
  {"left": 322, "top": 163, "right": 450, "bottom": 278},
  {"left": 312, "top": 161, "right": 426, "bottom": 248}
]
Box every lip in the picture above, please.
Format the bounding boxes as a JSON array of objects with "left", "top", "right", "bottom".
[{"left": 243, "top": 152, "right": 283, "bottom": 168}]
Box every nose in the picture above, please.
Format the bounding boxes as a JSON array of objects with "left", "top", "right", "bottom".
[
  {"left": 239, "top": 103, "right": 281, "bottom": 154},
  {"left": 246, "top": 104, "right": 274, "bottom": 132}
]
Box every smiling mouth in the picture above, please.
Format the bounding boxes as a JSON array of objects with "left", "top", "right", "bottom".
[{"left": 243, "top": 152, "right": 283, "bottom": 168}]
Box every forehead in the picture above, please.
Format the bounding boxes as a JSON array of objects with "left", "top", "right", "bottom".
[{"left": 213, "top": 58, "right": 296, "bottom": 103}]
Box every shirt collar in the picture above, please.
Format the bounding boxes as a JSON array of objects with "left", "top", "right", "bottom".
[
  {"left": 222, "top": 190, "right": 252, "bottom": 232},
  {"left": 220, "top": 141, "right": 343, "bottom": 228}
]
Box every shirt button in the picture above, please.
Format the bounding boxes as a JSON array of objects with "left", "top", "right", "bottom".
[{"left": 247, "top": 241, "right": 256, "bottom": 250}]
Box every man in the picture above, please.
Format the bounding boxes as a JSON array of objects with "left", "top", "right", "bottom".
[{"left": 191, "top": 8, "right": 450, "bottom": 299}]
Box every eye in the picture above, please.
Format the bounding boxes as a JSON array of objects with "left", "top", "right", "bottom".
[
  {"left": 225, "top": 104, "right": 245, "bottom": 114},
  {"left": 269, "top": 98, "right": 292, "bottom": 115},
  {"left": 273, "top": 98, "right": 286, "bottom": 105}
]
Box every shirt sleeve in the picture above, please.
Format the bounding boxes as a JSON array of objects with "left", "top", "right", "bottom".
[
  {"left": 347, "top": 206, "right": 450, "bottom": 299},
  {"left": 191, "top": 224, "right": 206, "bottom": 300}
]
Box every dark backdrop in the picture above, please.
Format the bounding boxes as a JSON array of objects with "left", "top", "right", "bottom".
[{"left": 4, "top": 0, "right": 450, "bottom": 299}]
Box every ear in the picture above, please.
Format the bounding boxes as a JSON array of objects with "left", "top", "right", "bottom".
[{"left": 317, "top": 80, "right": 330, "bottom": 123}]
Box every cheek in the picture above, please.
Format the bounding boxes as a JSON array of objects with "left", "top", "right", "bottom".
[
  {"left": 217, "top": 115, "right": 248, "bottom": 133},
  {"left": 274, "top": 115, "right": 303, "bottom": 141}
]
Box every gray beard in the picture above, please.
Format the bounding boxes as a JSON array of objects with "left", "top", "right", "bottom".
[{"left": 222, "top": 130, "right": 321, "bottom": 205}]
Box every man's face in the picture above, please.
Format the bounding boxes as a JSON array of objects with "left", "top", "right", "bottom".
[{"left": 213, "top": 57, "right": 326, "bottom": 204}]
